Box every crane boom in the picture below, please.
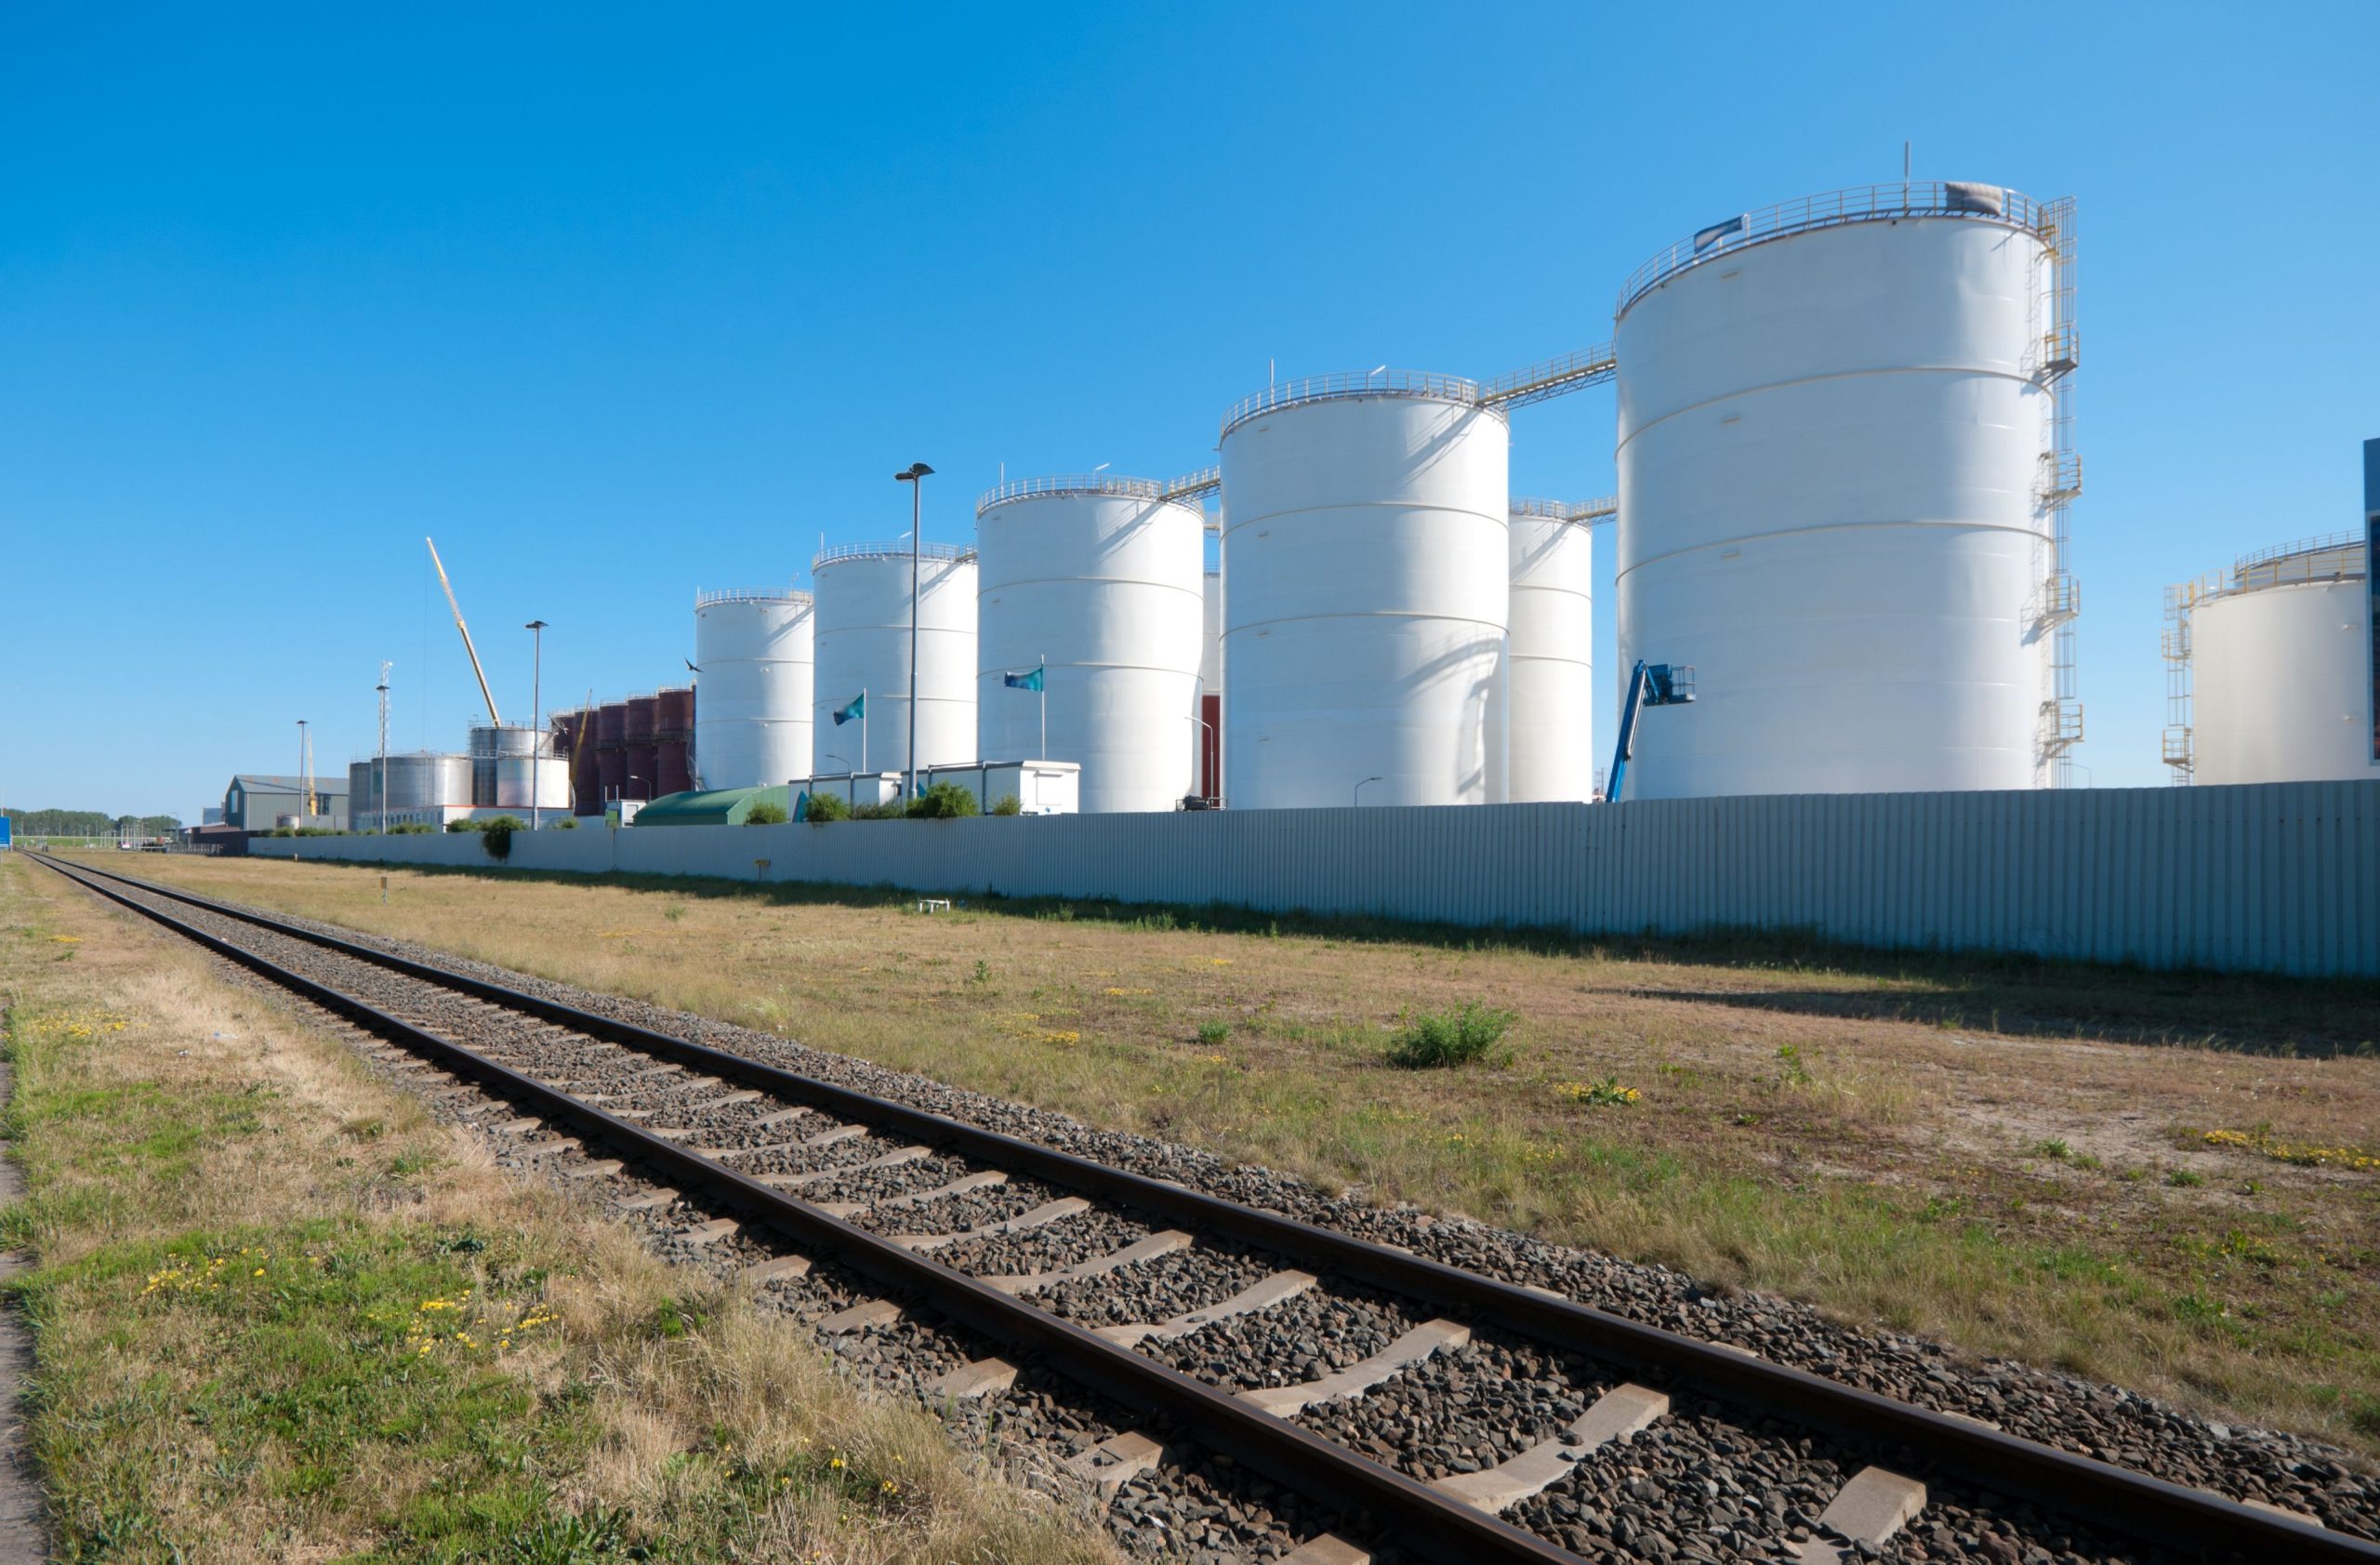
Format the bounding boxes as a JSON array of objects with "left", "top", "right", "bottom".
[{"left": 425, "top": 537, "right": 502, "bottom": 725}]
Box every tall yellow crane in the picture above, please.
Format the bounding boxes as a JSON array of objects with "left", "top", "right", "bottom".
[{"left": 425, "top": 537, "right": 501, "bottom": 725}]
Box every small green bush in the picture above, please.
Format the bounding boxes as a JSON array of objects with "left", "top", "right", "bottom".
[
  {"left": 478, "top": 815, "right": 526, "bottom": 860},
  {"left": 388, "top": 821, "right": 433, "bottom": 834},
  {"left": 446, "top": 818, "right": 486, "bottom": 833},
  {"left": 906, "top": 782, "right": 980, "bottom": 819},
  {"left": 802, "top": 792, "right": 852, "bottom": 823},
  {"left": 990, "top": 794, "right": 1023, "bottom": 816},
  {"left": 549, "top": 816, "right": 578, "bottom": 829},
  {"left": 852, "top": 800, "right": 905, "bottom": 820},
  {"left": 744, "top": 800, "right": 789, "bottom": 826},
  {"left": 1196, "top": 1021, "right": 1231, "bottom": 1046},
  {"left": 1382, "top": 1002, "right": 1516, "bottom": 1069}
]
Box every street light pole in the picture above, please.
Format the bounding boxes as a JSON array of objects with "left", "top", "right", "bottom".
[
  {"left": 524, "top": 620, "right": 549, "bottom": 829},
  {"left": 894, "top": 462, "right": 934, "bottom": 800},
  {"left": 1354, "top": 775, "right": 1383, "bottom": 807}
]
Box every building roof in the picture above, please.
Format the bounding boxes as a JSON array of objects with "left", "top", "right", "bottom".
[
  {"left": 231, "top": 774, "right": 350, "bottom": 796},
  {"left": 631, "top": 785, "right": 787, "bottom": 827}
]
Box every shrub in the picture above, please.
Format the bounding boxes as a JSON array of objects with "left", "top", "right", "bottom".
[
  {"left": 852, "top": 801, "right": 905, "bottom": 820},
  {"left": 445, "top": 818, "right": 486, "bottom": 833},
  {"left": 990, "top": 794, "right": 1023, "bottom": 816},
  {"left": 1382, "top": 1002, "right": 1516, "bottom": 1069},
  {"left": 549, "top": 816, "right": 578, "bottom": 829},
  {"left": 1196, "top": 1021, "right": 1231, "bottom": 1046},
  {"left": 388, "top": 821, "right": 433, "bottom": 834},
  {"left": 478, "top": 815, "right": 526, "bottom": 860},
  {"left": 745, "top": 800, "right": 789, "bottom": 825},
  {"left": 906, "top": 782, "right": 980, "bottom": 819},
  {"left": 802, "top": 792, "right": 852, "bottom": 823}
]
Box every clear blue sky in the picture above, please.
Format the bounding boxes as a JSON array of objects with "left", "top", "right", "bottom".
[{"left": 4, "top": 3, "right": 2374, "bottom": 818}]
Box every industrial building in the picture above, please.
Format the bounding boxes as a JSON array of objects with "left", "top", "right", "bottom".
[
  {"left": 221, "top": 773, "right": 350, "bottom": 830},
  {"left": 810, "top": 541, "right": 977, "bottom": 778},
  {"left": 975, "top": 476, "right": 1206, "bottom": 813}
]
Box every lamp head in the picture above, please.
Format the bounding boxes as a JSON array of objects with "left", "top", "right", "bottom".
[{"left": 894, "top": 462, "right": 934, "bottom": 482}]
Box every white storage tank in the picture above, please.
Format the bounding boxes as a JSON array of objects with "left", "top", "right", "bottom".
[
  {"left": 2188, "top": 536, "right": 2372, "bottom": 785},
  {"left": 974, "top": 477, "right": 1206, "bottom": 813},
  {"left": 810, "top": 542, "right": 977, "bottom": 777},
  {"left": 694, "top": 590, "right": 815, "bottom": 790},
  {"left": 1507, "top": 499, "right": 1596, "bottom": 802},
  {"left": 1613, "top": 183, "right": 2064, "bottom": 799},
  {"left": 1220, "top": 372, "right": 1510, "bottom": 809}
]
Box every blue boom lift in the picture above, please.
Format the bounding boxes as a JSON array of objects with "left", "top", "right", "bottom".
[{"left": 1605, "top": 660, "right": 1695, "bottom": 802}]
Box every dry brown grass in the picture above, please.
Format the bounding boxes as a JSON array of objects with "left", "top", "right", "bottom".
[
  {"left": 86, "top": 851, "right": 2380, "bottom": 1455},
  {"left": 1, "top": 854, "right": 1116, "bottom": 1563}
]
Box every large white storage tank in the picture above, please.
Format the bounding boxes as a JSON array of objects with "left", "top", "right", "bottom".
[
  {"left": 694, "top": 590, "right": 815, "bottom": 789},
  {"left": 974, "top": 477, "right": 1206, "bottom": 812},
  {"left": 1506, "top": 499, "right": 1597, "bottom": 802},
  {"left": 1612, "top": 183, "right": 2064, "bottom": 799},
  {"left": 1193, "top": 564, "right": 1223, "bottom": 799},
  {"left": 1220, "top": 372, "right": 1510, "bottom": 809},
  {"left": 469, "top": 723, "right": 568, "bottom": 811},
  {"left": 2188, "top": 536, "right": 2372, "bottom": 785},
  {"left": 810, "top": 543, "right": 977, "bottom": 776}
]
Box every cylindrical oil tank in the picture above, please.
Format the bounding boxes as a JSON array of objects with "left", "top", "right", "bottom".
[
  {"left": 624, "top": 696, "right": 660, "bottom": 800},
  {"left": 974, "top": 478, "right": 1205, "bottom": 812},
  {"left": 469, "top": 723, "right": 550, "bottom": 808},
  {"left": 810, "top": 542, "right": 977, "bottom": 776},
  {"left": 1219, "top": 374, "right": 1510, "bottom": 808},
  {"left": 2191, "top": 537, "right": 2372, "bottom": 785},
  {"left": 1613, "top": 183, "right": 2060, "bottom": 799},
  {"left": 1506, "top": 500, "right": 1595, "bottom": 802},
  {"left": 693, "top": 590, "right": 813, "bottom": 789},
  {"left": 349, "top": 751, "right": 472, "bottom": 822},
  {"left": 596, "top": 702, "right": 628, "bottom": 802}
]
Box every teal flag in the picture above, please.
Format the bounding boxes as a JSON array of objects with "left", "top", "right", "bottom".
[
  {"left": 1003, "top": 666, "right": 1044, "bottom": 691},
  {"left": 832, "top": 693, "right": 865, "bottom": 725}
]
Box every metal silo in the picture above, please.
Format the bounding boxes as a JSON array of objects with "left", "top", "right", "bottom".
[
  {"left": 974, "top": 477, "right": 1205, "bottom": 812},
  {"left": 1219, "top": 371, "right": 1510, "bottom": 809},
  {"left": 624, "top": 696, "right": 659, "bottom": 800},
  {"left": 1613, "top": 182, "right": 2077, "bottom": 799},
  {"left": 1506, "top": 499, "right": 1597, "bottom": 802},
  {"left": 470, "top": 723, "right": 562, "bottom": 811},
  {"left": 2171, "top": 535, "right": 2372, "bottom": 785},
  {"left": 595, "top": 702, "right": 629, "bottom": 803},
  {"left": 810, "top": 542, "right": 977, "bottom": 777},
  {"left": 693, "top": 590, "right": 813, "bottom": 789}
]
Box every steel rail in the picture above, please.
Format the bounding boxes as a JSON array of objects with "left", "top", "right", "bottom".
[
  {"left": 33, "top": 853, "right": 1580, "bottom": 1563},
  {"left": 38, "top": 854, "right": 2379, "bottom": 1565}
]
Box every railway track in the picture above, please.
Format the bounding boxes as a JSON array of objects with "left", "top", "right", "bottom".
[{"left": 33, "top": 851, "right": 2380, "bottom": 1565}]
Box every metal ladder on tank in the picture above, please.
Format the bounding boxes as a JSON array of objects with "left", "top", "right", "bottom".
[{"left": 2033, "top": 197, "right": 2085, "bottom": 785}]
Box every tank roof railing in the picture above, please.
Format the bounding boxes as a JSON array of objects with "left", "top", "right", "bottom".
[
  {"left": 1510, "top": 496, "right": 1617, "bottom": 523},
  {"left": 811, "top": 539, "right": 976, "bottom": 571},
  {"left": 1617, "top": 181, "right": 2056, "bottom": 318},
  {"left": 1478, "top": 345, "right": 1618, "bottom": 409},
  {"left": 973, "top": 472, "right": 1171, "bottom": 517},
  {"left": 2225, "top": 529, "right": 2369, "bottom": 591},
  {"left": 1220, "top": 368, "right": 1487, "bottom": 442},
  {"left": 695, "top": 586, "right": 814, "bottom": 609},
  {"left": 1160, "top": 466, "right": 1221, "bottom": 504}
]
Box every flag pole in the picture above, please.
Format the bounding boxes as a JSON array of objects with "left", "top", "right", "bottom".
[
  {"left": 861, "top": 688, "right": 868, "bottom": 775},
  {"left": 1038, "top": 655, "right": 1047, "bottom": 759}
]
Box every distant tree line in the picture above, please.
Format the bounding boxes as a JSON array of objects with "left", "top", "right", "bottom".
[{"left": 4, "top": 808, "right": 183, "bottom": 836}]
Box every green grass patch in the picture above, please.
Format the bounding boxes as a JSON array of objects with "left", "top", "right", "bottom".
[{"left": 1382, "top": 1002, "right": 1516, "bottom": 1069}]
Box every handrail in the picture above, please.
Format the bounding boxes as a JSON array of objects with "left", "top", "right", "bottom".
[
  {"left": 973, "top": 473, "right": 1179, "bottom": 518},
  {"left": 2230, "top": 529, "right": 2366, "bottom": 578},
  {"left": 1220, "top": 368, "right": 1484, "bottom": 442},
  {"left": 1617, "top": 181, "right": 2056, "bottom": 318},
  {"left": 811, "top": 540, "right": 976, "bottom": 571},
  {"left": 694, "top": 587, "right": 814, "bottom": 609},
  {"left": 1160, "top": 466, "right": 1221, "bottom": 502},
  {"left": 1478, "top": 345, "right": 1617, "bottom": 408},
  {"left": 1510, "top": 496, "right": 1617, "bottom": 523}
]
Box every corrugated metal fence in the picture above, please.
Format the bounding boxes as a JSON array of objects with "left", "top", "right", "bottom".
[{"left": 254, "top": 780, "right": 2380, "bottom": 977}]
